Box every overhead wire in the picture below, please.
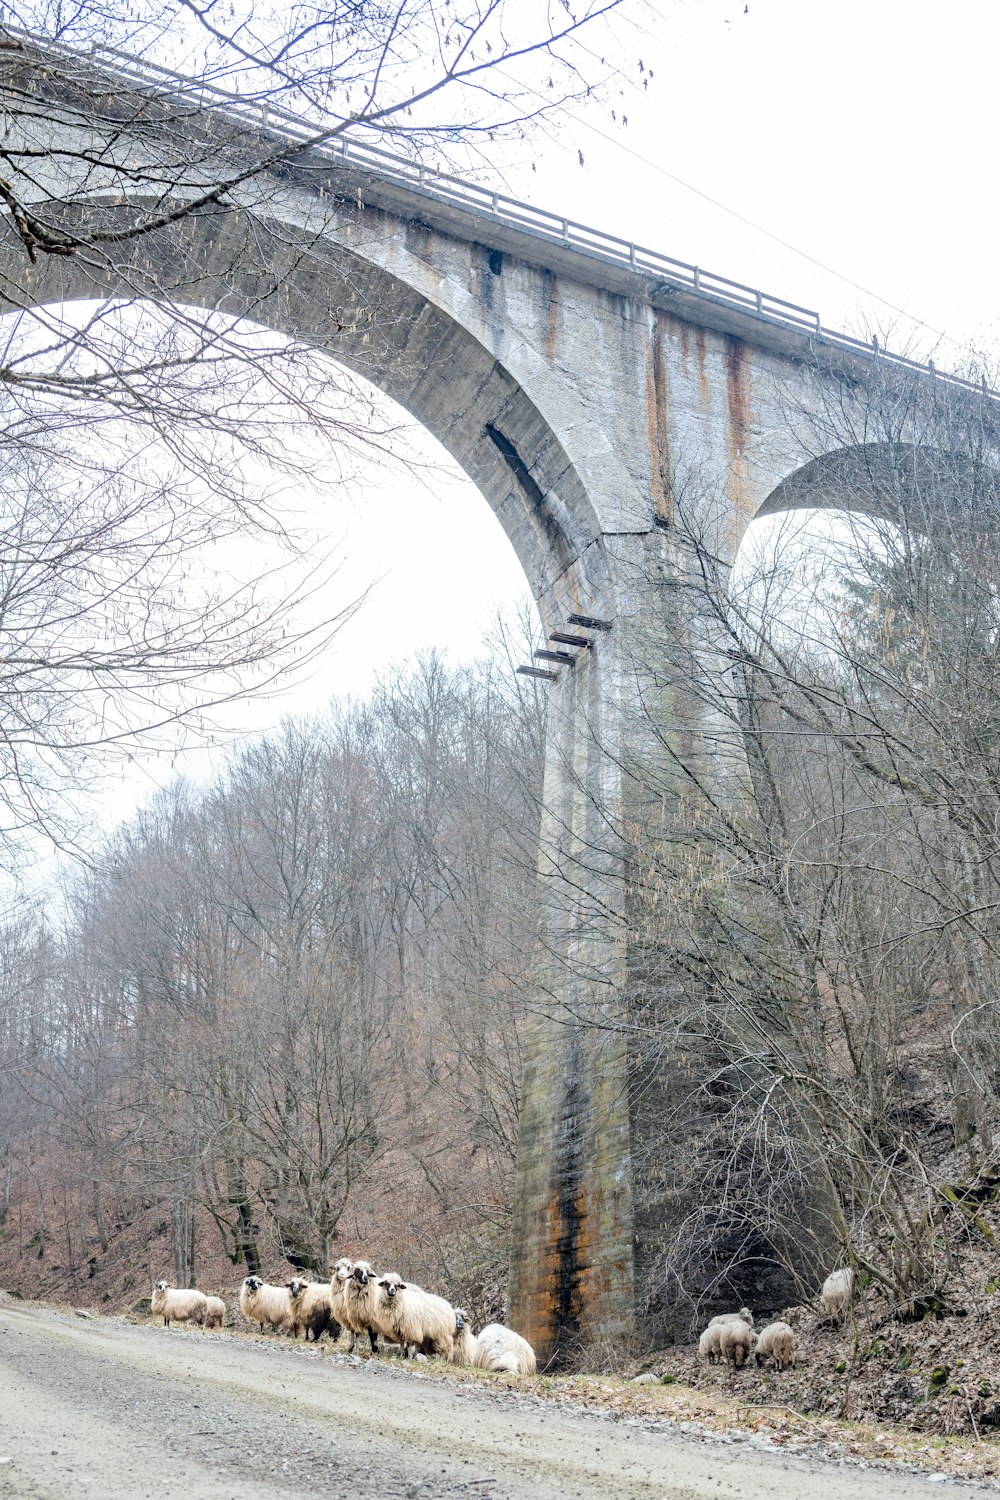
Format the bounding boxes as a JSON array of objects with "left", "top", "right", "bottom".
[{"left": 523, "top": 9, "right": 981, "bottom": 364}]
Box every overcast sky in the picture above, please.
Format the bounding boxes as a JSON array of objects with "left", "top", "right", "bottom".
[
  {"left": 25, "top": 0, "right": 1000, "bottom": 837},
  {"left": 300, "top": 0, "right": 999, "bottom": 701}
]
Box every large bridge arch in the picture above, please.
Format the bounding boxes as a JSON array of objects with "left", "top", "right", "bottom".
[
  {"left": 2, "top": 192, "right": 644, "bottom": 1362},
  {"left": 2, "top": 195, "right": 641, "bottom": 636}
]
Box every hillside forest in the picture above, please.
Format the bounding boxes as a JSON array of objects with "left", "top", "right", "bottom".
[
  {"left": 3, "top": 361, "right": 1000, "bottom": 1439},
  {"left": 0, "top": 644, "right": 547, "bottom": 1325}
]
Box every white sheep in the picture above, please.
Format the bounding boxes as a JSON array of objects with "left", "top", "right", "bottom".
[
  {"left": 286, "top": 1277, "right": 335, "bottom": 1342},
  {"left": 707, "top": 1306, "right": 754, "bottom": 1329},
  {"left": 719, "top": 1318, "right": 754, "bottom": 1368},
  {"left": 450, "top": 1307, "right": 478, "bottom": 1367},
  {"left": 472, "top": 1322, "right": 537, "bottom": 1375},
  {"left": 204, "top": 1295, "right": 225, "bottom": 1330},
  {"left": 329, "top": 1256, "right": 353, "bottom": 1332},
  {"left": 754, "top": 1320, "right": 795, "bottom": 1370},
  {"left": 373, "top": 1272, "right": 456, "bottom": 1360},
  {"left": 697, "top": 1322, "right": 725, "bottom": 1364},
  {"left": 820, "top": 1266, "right": 853, "bottom": 1323},
  {"left": 239, "top": 1275, "right": 292, "bottom": 1334},
  {"left": 338, "top": 1259, "right": 382, "bottom": 1354},
  {"left": 699, "top": 1313, "right": 753, "bottom": 1365},
  {"left": 150, "top": 1280, "right": 208, "bottom": 1329}
]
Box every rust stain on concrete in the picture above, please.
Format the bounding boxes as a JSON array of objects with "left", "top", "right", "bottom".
[
  {"left": 695, "top": 327, "right": 710, "bottom": 409},
  {"left": 725, "top": 335, "right": 753, "bottom": 521},
  {"left": 644, "top": 312, "right": 672, "bottom": 523},
  {"left": 544, "top": 271, "right": 560, "bottom": 364}
]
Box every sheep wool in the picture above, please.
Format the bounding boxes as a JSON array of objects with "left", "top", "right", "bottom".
[
  {"left": 698, "top": 1323, "right": 725, "bottom": 1364},
  {"left": 286, "top": 1277, "right": 335, "bottom": 1341},
  {"left": 239, "top": 1275, "right": 292, "bottom": 1334},
  {"left": 450, "top": 1308, "right": 478, "bottom": 1367},
  {"left": 374, "top": 1273, "right": 456, "bottom": 1360},
  {"left": 472, "top": 1323, "right": 537, "bottom": 1376},
  {"left": 820, "top": 1267, "right": 853, "bottom": 1324},
  {"left": 150, "top": 1281, "right": 208, "bottom": 1329},
  {"left": 204, "top": 1295, "right": 225, "bottom": 1330},
  {"left": 339, "top": 1259, "right": 381, "bottom": 1354},
  {"left": 707, "top": 1307, "right": 754, "bottom": 1330},
  {"left": 754, "top": 1320, "right": 795, "bottom": 1370},
  {"left": 719, "top": 1318, "right": 754, "bottom": 1368}
]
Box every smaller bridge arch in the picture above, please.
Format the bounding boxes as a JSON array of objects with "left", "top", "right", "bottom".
[{"left": 758, "top": 441, "right": 1000, "bottom": 537}]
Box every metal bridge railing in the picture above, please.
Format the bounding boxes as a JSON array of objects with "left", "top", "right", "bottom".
[{"left": 3, "top": 27, "right": 977, "bottom": 393}]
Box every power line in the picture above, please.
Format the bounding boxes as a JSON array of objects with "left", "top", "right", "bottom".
[
  {"left": 534, "top": 12, "right": 979, "bottom": 362},
  {"left": 571, "top": 108, "right": 968, "bottom": 356}
]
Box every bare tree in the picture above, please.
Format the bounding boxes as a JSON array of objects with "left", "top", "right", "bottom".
[
  {"left": 0, "top": 638, "right": 545, "bottom": 1297},
  {"left": 0, "top": 0, "right": 633, "bottom": 855},
  {"left": 610, "top": 358, "right": 1000, "bottom": 1337}
]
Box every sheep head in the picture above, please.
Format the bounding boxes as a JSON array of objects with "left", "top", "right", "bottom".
[
  {"left": 377, "top": 1273, "right": 406, "bottom": 1299},
  {"left": 352, "top": 1260, "right": 374, "bottom": 1286},
  {"left": 243, "top": 1275, "right": 263, "bottom": 1292}
]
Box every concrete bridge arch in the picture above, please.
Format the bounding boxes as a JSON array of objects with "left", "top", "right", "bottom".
[
  {"left": 2, "top": 40, "right": 979, "bottom": 1364},
  {"left": 7, "top": 197, "right": 632, "bottom": 633}
]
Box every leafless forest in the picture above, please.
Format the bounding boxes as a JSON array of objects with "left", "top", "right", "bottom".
[
  {"left": 1, "top": 3, "right": 1000, "bottom": 1403},
  {"left": 0, "top": 0, "right": 623, "bottom": 1319},
  {"left": 0, "top": 645, "right": 548, "bottom": 1319},
  {"left": 623, "top": 358, "right": 1000, "bottom": 1344}
]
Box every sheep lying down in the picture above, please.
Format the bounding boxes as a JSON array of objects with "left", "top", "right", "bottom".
[{"left": 472, "top": 1323, "right": 537, "bottom": 1375}]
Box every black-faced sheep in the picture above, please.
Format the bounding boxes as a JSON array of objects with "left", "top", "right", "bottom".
[
  {"left": 338, "top": 1259, "right": 381, "bottom": 1354},
  {"left": 151, "top": 1280, "right": 208, "bottom": 1329},
  {"left": 286, "top": 1277, "right": 336, "bottom": 1342},
  {"left": 373, "top": 1272, "right": 455, "bottom": 1360},
  {"left": 820, "top": 1266, "right": 853, "bottom": 1324},
  {"left": 472, "top": 1323, "right": 536, "bottom": 1375},
  {"left": 204, "top": 1295, "right": 225, "bottom": 1330},
  {"left": 450, "top": 1307, "right": 477, "bottom": 1367},
  {"left": 239, "top": 1275, "right": 292, "bottom": 1334},
  {"left": 754, "top": 1320, "right": 795, "bottom": 1369}
]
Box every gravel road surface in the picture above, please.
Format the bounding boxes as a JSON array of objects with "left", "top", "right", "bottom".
[{"left": 0, "top": 1302, "right": 983, "bottom": 1498}]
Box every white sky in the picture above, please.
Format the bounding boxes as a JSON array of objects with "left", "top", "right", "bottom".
[
  {"left": 24, "top": 0, "right": 1000, "bottom": 851},
  {"left": 283, "top": 0, "right": 1000, "bottom": 693}
]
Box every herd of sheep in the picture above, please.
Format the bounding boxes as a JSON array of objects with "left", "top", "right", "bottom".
[
  {"left": 151, "top": 1261, "right": 856, "bottom": 1378},
  {"left": 150, "top": 1255, "right": 537, "bottom": 1375},
  {"left": 697, "top": 1266, "right": 855, "bottom": 1371}
]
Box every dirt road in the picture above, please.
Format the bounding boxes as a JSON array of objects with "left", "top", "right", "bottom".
[{"left": 0, "top": 1303, "right": 983, "bottom": 1498}]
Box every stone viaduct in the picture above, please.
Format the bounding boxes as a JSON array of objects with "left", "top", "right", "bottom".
[{"left": 0, "top": 38, "right": 957, "bottom": 1362}]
